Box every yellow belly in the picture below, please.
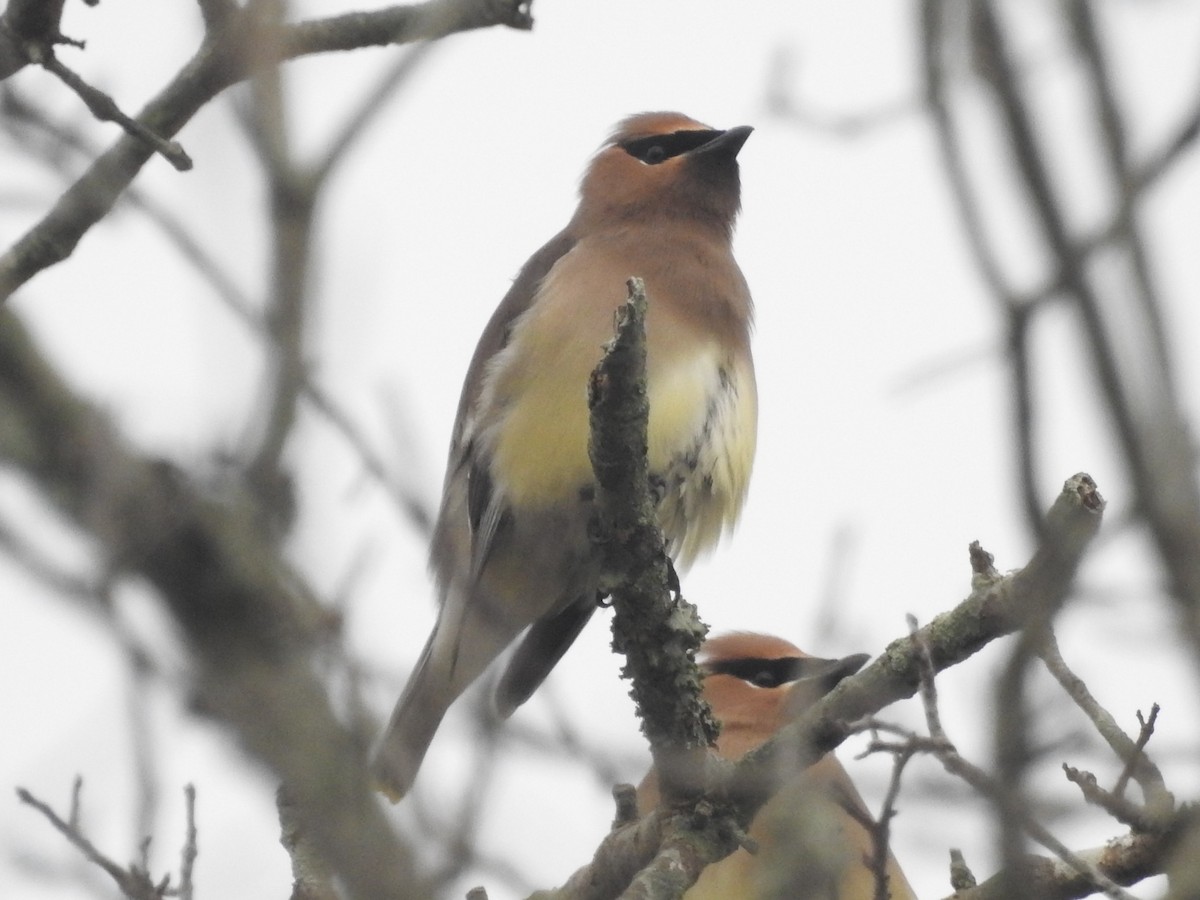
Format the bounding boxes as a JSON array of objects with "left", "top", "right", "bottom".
[
  {"left": 479, "top": 233, "right": 756, "bottom": 563},
  {"left": 488, "top": 335, "right": 755, "bottom": 563}
]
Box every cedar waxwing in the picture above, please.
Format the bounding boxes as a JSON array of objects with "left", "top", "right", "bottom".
[
  {"left": 638, "top": 633, "right": 917, "bottom": 900},
  {"left": 372, "top": 113, "right": 757, "bottom": 799}
]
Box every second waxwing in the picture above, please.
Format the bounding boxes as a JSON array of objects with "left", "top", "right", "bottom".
[{"left": 638, "top": 632, "right": 917, "bottom": 900}]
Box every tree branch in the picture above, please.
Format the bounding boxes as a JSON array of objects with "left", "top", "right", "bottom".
[
  {"left": 583, "top": 277, "right": 730, "bottom": 898},
  {"left": 588, "top": 277, "right": 719, "bottom": 762},
  {"left": 970, "top": 0, "right": 1200, "bottom": 655},
  {"left": 545, "top": 476, "right": 1106, "bottom": 899},
  {"left": 1039, "top": 631, "right": 1172, "bottom": 818},
  {"left": 0, "top": 306, "right": 421, "bottom": 900},
  {"left": 0, "top": 0, "right": 68, "bottom": 81},
  {"left": 1, "top": 84, "right": 435, "bottom": 534},
  {"left": 0, "top": 0, "right": 534, "bottom": 302},
  {"left": 16, "top": 779, "right": 197, "bottom": 900},
  {"left": 943, "top": 830, "right": 1174, "bottom": 900}
]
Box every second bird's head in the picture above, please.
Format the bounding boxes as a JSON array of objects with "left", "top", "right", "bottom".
[
  {"left": 573, "top": 112, "right": 753, "bottom": 236},
  {"left": 700, "top": 632, "right": 870, "bottom": 739}
]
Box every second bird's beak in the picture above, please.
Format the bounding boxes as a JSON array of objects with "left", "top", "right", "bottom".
[{"left": 783, "top": 652, "right": 871, "bottom": 719}]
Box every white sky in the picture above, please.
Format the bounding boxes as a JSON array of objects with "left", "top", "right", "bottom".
[{"left": 3, "top": 1, "right": 1200, "bottom": 898}]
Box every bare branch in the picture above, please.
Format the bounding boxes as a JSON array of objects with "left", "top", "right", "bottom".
[
  {"left": 281, "top": 0, "right": 533, "bottom": 56},
  {"left": 17, "top": 781, "right": 172, "bottom": 900},
  {"left": 34, "top": 47, "right": 192, "bottom": 170},
  {"left": 950, "top": 848, "right": 978, "bottom": 891},
  {"left": 943, "top": 831, "right": 1172, "bottom": 900},
  {"left": 1039, "top": 631, "right": 1172, "bottom": 817},
  {"left": 1113, "top": 706, "right": 1161, "bottom": 800},
  {"left": 1, "top": 81, "right": 434, "bottom": 534},
  {"left": 920, "top": 0, "right": 1048, "bottom": 537},
  {"left": 0, "top": 0, "right": 536, "bottom": 302},
  {"left": 240, "top": 0, "right": 315, "bottom": 502},
  {"left": 882, "top": 699, "right": 1144, "bottom": 896},
  {"left": 278, "top": 786, "right": 340, "bottom": 900},
  {"left": 898, "top": 600, "right": 1140, "bottom": 898},
  {"left": 0, "top": 308, "right": 421, "bottom": 899},
  {"left": 588, "top": 277, "right": 718, "bottom": 767},
  {"left": 0, "top": 510, "right": 98, "bottom": 606},
  {"left": 836, "top": 745, "right": 914, "bottom": 900},
  {"left": 178, "top": 785, "right": 197, "bottom": 900},
  {"left": 195, "top": 0, "right": 237, "bottom": 34},
  {"left": 1062, "top": 765, "right": 1158, "bottom": 834},
  {"left": 971, "top": 0, "right": 1200, "bottom": 652},
  {"left": 1064, "top": 0, "right": 1175, "bottom": 384},
  {"left": 919, "top": 0, "right": 1018, "bottom": 303},
  {"left": 0, "top": 0, "right": 68, "bottom": 81},
  {"left": 124, "top": 635, "right": 161, "bottom": 850},
  {"left": 547, "top": 475, "right": 1107, "bottom": 899}
]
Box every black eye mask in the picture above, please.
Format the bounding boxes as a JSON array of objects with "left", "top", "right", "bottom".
[
  {"left": 703, "top": 653, "right": 870, "bottom": 691},
  {"left": 620, "top": 129, "right": 723, "bottom": 165},
  {"left": 704, "top": 656, "right": 815, "bottom": 689}
]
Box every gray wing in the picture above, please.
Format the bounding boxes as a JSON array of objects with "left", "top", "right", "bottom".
[{"left": 431, "top": 229, "right": 579, "bottom": 589}]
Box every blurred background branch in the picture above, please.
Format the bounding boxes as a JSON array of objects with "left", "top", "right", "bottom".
[{"left": 0, "top": 0, "right": 533, "bottom": 301}]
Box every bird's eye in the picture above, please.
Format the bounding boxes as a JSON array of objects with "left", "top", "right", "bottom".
[
  {"left": 620, "top": 136, "right": 670, "bottom": 165},
  {"left": 750, "top": 668, "right": 784, "bottom": 688}
]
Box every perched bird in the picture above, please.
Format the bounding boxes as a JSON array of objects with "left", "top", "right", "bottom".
[
  {"left": 638, "top": 633, "right": 917, "bottom": 900},
  {"left": 372, "top": 113, "right": 757, "bottom": 799}
]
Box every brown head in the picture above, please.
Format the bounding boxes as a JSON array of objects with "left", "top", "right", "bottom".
[
  {"left": 571, "top": 112, "right": 752, "bottom": 238},
  {"left": 699, "top": 632, "right": 869, "bottom": 760}
]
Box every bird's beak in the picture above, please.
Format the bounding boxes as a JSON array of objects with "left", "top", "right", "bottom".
[
  {"left": 693, "top": 125, "right": 754, "bottom": 160},
  {"left": 782, "top": 652, "right": 870, "bottom": 719},
  {"left": 807, "top": 652, "right": 871, "bottom": 694}
]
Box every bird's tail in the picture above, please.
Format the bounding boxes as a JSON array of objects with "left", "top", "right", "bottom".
[
  {"left": 371, "top": 579, "right": 528, "bottom": 801},
  {"left": 371, "top": 632, "right": 452, "bottom": 802}
]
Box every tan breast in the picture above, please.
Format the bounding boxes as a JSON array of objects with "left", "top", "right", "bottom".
[{"left": 477, "top": 226, "right": 755, "bottom": 565}]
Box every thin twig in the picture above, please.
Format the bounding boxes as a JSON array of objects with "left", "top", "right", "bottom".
[
  {"left": 125, "top": 630, "right": 161, "bottom": 850},
  {"left": 0, "top": 308, "right": 422, "bottom": 898},
  {"left": 1007, "top": 306, "right": 1044, "bottom": 537},
  {"left": 905, "top": 593, "right": 1137, "bottom": 899},
  {"left": 3, "top": 88, "right": 433, "bottom": 530},
  {"left": 1062, "top": 764, "right": 1157, "bottom": 834},
  {"left": 1064, "top": 0, "right": 1175, "bottom": 387},
  {"left": 0, "top": 511, "right": 99, "bottom": 605},
  {"left": 1038, "top": 631, "right": 1171, "bottom": 816},
  {"left": 178, "top": 785, "right": 197, "bottom": 900},
  {"left": 973, "top": 0, "right": 1200, "bottom": 655},
  {"left": 908, "top": 719, "right": 1139, "bottom": 898},
  {"left": 17, "top": 783, "right": 162, "bottom": 899},
  {"left": 0, "top": 0, "right": 535, "bottom": 302},
  {"left": 921, "top": 0, "right": 1048, "bottom": 540},
  {"left": 837, "top": 741, "right": 916, "bottom": 900},
  {"left": 239, "top": 0, "right": 312, "bottom": 498},
  {"left": 908, "top": 613, "right": 943, "bottom": 739},
  {"left": 35, "top": 49, "right": 192, "bottom": 170},
  {"left": 1113, "top": 706, "right": 1160, "bottom": 801}
]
